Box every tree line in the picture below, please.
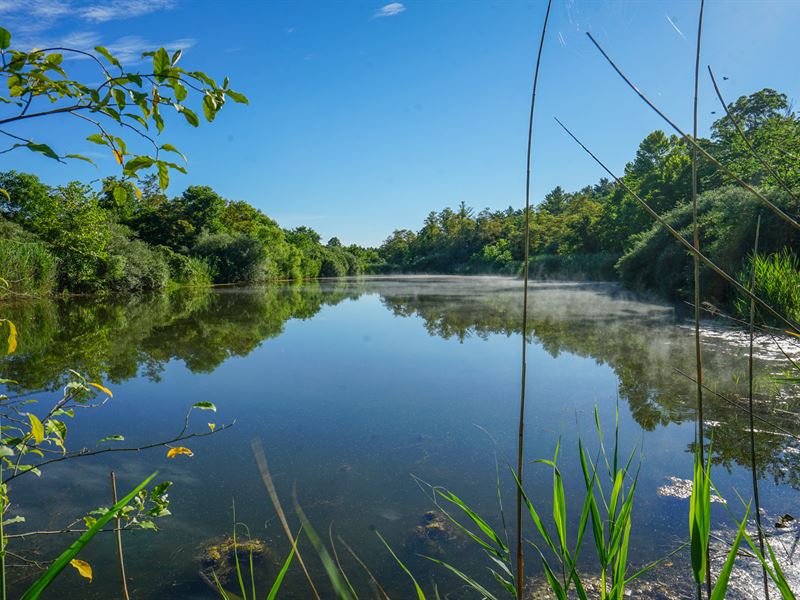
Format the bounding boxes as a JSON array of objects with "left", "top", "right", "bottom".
[
  {"left": 0, "top": 171, "right": 383, "bottom": 295},
  {"left": 2, "top": 87, "right": 798, "bottom": 319},
  {"left": 377, "top": 88, "right": 800, "bottom": 318}
]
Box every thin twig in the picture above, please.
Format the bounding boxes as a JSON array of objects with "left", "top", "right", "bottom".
[
  {"left": 708, "top": 66, "right": 799, "bottom": 203},
  {"left": 585, "top": 32, "right": 800, "bottom": 232},
  {"left": 553, "top": 117, "right": 800, "bottom": 334},
  {"left": 3, "top": 419, "right": 234, "bottom": 484},
  {"left": 673, "top": 368, "right": 800, "bottom": 442},
  {"left": 517, "top": 2, "right": 552, "bottom": 596}
]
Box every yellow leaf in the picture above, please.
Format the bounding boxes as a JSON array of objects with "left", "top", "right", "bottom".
[
  {"left": 88, "top": 382, "right": 113, "bottom": 397},
  {"left": 208, "top": 423, "right": 216, "bottom": 432},
  {"left": 28, "top": 413, "right": 44, "bottom": 444},
  {"left": 787, "top": 330, "right": 800, "bottom": 338},
  {"left": 1, "top": 320, "right": 16, "bottom": 354},
  {"left": 113, "top": 149, "right": 123, "bottom": 165},
  {"left": 166, "top": 446, "right": 193, "bottom": 458},
  {"left": 70, "top": 559, "right": 93, "bottom": 583},
  {"left": 132, "top": 183, "right": 142, "bottom": 201}
]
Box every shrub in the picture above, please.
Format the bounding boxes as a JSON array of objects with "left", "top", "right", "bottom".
[
  {"left": 158, "top": 246, "right": 214, "bottom": 287},
  {"left": 319, "top": 247, "right": 349, "bottom": 277},
  {"left": 617, "top": 186, "right": 800, "bottom": 301},
  {"left": 192, "top": 231, "right": 267, "bottom": 284},
  {"left": 100, "top": 224, "right": 170, "bottom": 292},
  {"left": 735, "top": 249, "right": 800, "bottom": 324}
]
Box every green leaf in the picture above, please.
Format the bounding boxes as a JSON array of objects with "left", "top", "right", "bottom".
[
  {"left": 171, "top": 49, "right": 182, "bottom": 66},
  {"left": 113, "top": 186, "right": 128, "bottom": 206},
  {"left": 122, "top": 155, "right": 154, "bottom": 176},
  {"left": 157, "top": 162, "right": 169, "bottom": 190},
  {"left": 160, "top": 143, "right": 187, "bottom": 163},
  {"left": 86, "top": 133, "right": 107, "bottom": 146},
  {"left": 94, "top": 46, "right": 121, "bottom": 68},
  {"left": 181, "top": 107, "right": 199, "bottom": 127},
  {"left": 173, "top": 82, "right": 187, "bottom": 102},
  {"left": 19, "top": 142, "right": 60, "bottom": 161},
  {"left": 0, "top": 27, "right": 10, "bottom": 50},
  {"left": 225, "top": 89, "right": 249, "bottom": 105},
  {"left": 20, "top": 473, "right": 157, "bottom": 600},
  {"left": 98, "top": 434, "right": 124, "bottom": 444},
  {"left": 153, "top": 48, "right": 170, "bottom": 79},
  {"left": 65, "top": 154, "right": 96, "bottom": 166},
  {"left": 202, "top": 95, "right": 217, "bottom": 122},
  {"left": 191, "top": 401, "right": 216, "bottom": 412},
  {"left": 112, "top": 88, "right": 127, "bottom": 109}
]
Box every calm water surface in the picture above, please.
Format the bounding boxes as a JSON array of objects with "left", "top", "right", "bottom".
[{"left": 2, "top": 276, "right": 798, "bottom": 598}]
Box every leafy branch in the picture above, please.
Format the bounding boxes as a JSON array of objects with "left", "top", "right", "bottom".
[{"left": 0, "top": 27, "right": 248, "bottom": 193}]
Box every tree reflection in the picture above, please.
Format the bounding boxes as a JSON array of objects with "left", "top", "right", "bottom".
[{"left": 2, "top": 278, "right": 798, "bottom": 487}]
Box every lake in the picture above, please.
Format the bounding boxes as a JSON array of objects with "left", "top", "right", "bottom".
[{"left": 1, "top": 276, "right": 798, "bottom": 598}]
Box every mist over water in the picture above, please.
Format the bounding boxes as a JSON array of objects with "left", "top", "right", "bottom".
[{"left": 2, "top": 276, "right": 797, "bottom": 598}]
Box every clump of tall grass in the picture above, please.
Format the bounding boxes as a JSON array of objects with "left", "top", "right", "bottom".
[
  {"left": 735, "top": 249, "right": 800, "bottom": 325},
  {"left": 0, "top": 238, "right": 57, "bottom": 297}
]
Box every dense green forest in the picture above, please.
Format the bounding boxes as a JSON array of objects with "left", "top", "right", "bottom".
[
  {"left": 378, "top": 88, "right": 800, "bottom": 314},
  {"left": 0, "top": 171, "right": 383, "bottom": 295},
  {"left": 2, "top": 88, "right": 798, "bottom": 318}
]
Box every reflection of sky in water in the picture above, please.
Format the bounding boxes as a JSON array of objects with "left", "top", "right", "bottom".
[{"left": 1, "top": 277, "right": 798, "bottom": 598}]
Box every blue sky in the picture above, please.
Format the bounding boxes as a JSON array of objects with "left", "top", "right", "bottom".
[{"left": 2, "top": 0, "right": 798, "bottom": 245}]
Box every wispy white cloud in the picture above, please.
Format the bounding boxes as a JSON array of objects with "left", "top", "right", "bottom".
[
  {"left": 0, "top": 0, "right": 179, "bottom": 46},
  {"left": 373, "top": 2, "right": 405, "bottom": 18},
  {"left": 0, "top": 0, "right": 188, "bottom": 62},
  {"left": 81, "top": 0, "right": 176, "bottom": 23}
]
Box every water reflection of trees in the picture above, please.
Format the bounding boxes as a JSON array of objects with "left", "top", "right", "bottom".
[
  {"left": 2, "top": 282, "right": 360, "bottom": 392},
  {"left": 2, "top": 278, "right": 798, "bottom": 487},
  {"left": 376, "top": 280, "right": 800, "bottom": 488}
]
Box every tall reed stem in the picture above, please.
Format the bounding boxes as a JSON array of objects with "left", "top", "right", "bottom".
[
  {"left": 747, "top": 216, "right": 770, "bottom": 599},
  {"left": 0, "top": 444, "right": 5, "bottom": 600},
  {"left": 517, "top": 2, "right": 552, "bottom": 596},
  {"left": 111, "top": 471, "right": 131, "bottom": 600},
  {"left": 690, "top": 1, "right": 711, "bottom": 596}
]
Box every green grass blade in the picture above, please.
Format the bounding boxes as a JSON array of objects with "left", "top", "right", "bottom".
[
  {"left": 423, "top": 556, "right": 499, "bottom": 600},
  {"left": 376, "top": 531, "right": 426, "bottom": 600},
  {"left": 212, "top": 569, "right": 235, "bottom": 600},
  {"left": 511, "top": 469, "right": 558, "bottom": 554},
  {"left": 434, "top": 488, "right": 509, "bottom": 554},
  {"left": 267, "top": 535, "right": 300, "bottom": 600},
  {"left": 552, "top": 466, "right": 568, "bottom": 557},
  {"left": 710, "top": 504, "right": 750, "bottom": 600},
  {"left": 293, "top": 502, "right": 354, "bottom": 600},
  {"left": 537, "top": 553, "right": 567, "bottom": 600},
  {"left": 21, "top": 473, "right": 157, "bottom": 600},
  {"left": 231, "top": 522, "right": 248, "bottom": 600}
]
